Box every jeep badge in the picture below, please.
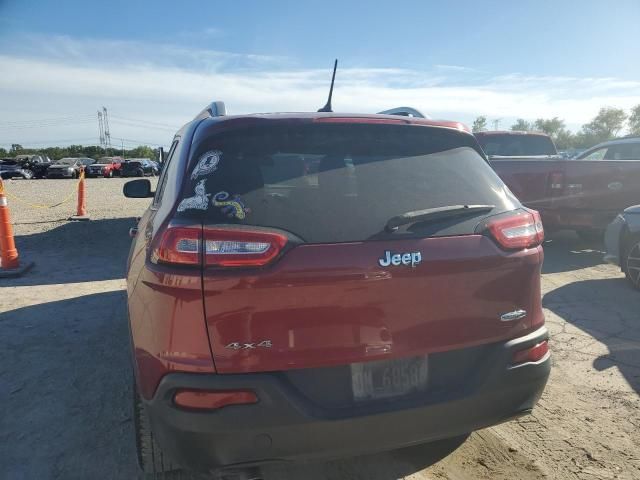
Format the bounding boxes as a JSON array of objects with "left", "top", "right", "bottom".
[{"left": 378, "top": 250, "right": 422, "bottom": 268}]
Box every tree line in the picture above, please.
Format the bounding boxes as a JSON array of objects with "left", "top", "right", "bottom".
[
  {"left": 472, "top": 105, "right": 640, "bottom": 150},
  {"left": 0, "top": 144, "right": 158, "bottom": 161}
]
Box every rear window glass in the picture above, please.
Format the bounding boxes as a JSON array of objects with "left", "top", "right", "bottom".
[
  {"left": 477, "top": 134, "right": 556, "bottom": 156},
  {"left": 180, "top": 123, "right": 515, "bottom": 243},
  {"left": 603, "top": 143, "right": 640, "bottom": 160}
]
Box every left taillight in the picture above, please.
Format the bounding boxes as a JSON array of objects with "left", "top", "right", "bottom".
[
  {"left": 483, "top": 209, "right": 545, "bottom": 250},
  {"left": 204, "top": 228, "right": 288, "bottom": 267},
  {"left": 152, "top": 226, "right": 202, "bottom": 265},
  {"left": 151, "top": 226, "right": 288, "bottom": 267}
]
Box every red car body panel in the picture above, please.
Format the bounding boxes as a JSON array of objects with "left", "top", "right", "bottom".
[
  {"left": 477, "top": 132, "right": 640, "bottom": 231},
  {"left": 127, "top": 213, "right": 215, "bottom": 400},
  {"left": 86, "top": 160, "right": 122, "bottom": 177},
  {"left": 203, "top": 236, "right": 544, "bottom": 374},
  {"left": 491, "top": 158, "right": 640, "bottom": 231},
  {"left": 103, "top": 161, "right": 122, "bottom": 176},
  {"left": 124, "top": 111, "right": 551, "bottom": 473}
]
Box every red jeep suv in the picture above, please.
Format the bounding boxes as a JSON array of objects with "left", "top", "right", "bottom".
[{"left": 124, "top": 102, "right": 550, "bottom": 478}]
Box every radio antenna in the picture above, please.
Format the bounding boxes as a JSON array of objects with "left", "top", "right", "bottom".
[{"left": 317, "top": 59, "right": 338, "bottom": 112}]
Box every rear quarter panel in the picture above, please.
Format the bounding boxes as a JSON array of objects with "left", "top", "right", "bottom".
[{"left": 127, "top": 121, "right": 216, "bottom": 400}]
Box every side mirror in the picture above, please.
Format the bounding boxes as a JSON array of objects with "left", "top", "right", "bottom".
[{"left": 123, "top": 179, "right": 154, "bottom": 198}]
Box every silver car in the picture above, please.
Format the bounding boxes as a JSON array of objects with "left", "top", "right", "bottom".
[{"left": 604, "top": 204, "right": 640, "bottom": 289}]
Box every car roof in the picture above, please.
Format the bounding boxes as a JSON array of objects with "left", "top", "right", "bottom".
[
  {"left": 587, "top": 137, "right": 640, "bottom": 149},
  {"left": 182, "top": 112, "right": 472, "bottom": 140},
  {"left": 575, "top": 137, "right": 640, "bottom": 159},
  {"left": 474, "top": 130, "right": 549, "bottom": 137}
]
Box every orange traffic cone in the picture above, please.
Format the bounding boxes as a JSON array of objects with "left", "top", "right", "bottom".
[
  {"left": 0, "top": 177, "right": 33, "bottom": 277},
  {"left": 69, "top": 167, "right": 90, "bottom": 221}
]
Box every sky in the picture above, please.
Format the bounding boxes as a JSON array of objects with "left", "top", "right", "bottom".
[{"left": 1, "top": 0, "right": 639, "bottom": 150}]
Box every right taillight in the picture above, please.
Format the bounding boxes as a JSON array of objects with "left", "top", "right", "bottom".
[
  {"left": 512, "top": 340, "right": 549, "bottom": 365},
  {"left": 484, "top": 209, "right": 545, "bottom": 250}
]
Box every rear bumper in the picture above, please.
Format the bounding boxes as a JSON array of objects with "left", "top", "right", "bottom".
[{"left": 144, "top": 327, "right": 550, "bottom": 473}]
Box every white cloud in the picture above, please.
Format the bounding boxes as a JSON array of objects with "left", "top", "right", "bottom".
[{"left": 1, "top": 34, "right": 640, "bottom": 149}]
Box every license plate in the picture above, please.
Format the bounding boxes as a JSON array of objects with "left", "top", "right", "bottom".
[{"left": 351, "top": 356, "right": 428, "bottom": 402}]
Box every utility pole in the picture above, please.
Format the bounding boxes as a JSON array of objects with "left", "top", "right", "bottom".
[
  {"left": 97, "top": 110, "right": 105, "bottom": 150},
  {"left": 102, "top": 107, "right": 112, "bottom": 153},
  {"left": 493, "top": 118, "right": 502, "bottom": 131},
  {"left": 121, "top": 139, "right": 125, "bottom": 159}
]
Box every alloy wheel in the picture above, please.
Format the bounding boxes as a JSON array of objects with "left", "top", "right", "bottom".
[{"left": 627, "top": 240, "right": 640, "bottom": 289}]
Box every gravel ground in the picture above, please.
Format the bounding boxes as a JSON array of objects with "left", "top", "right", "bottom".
[{"left": 1, "top": 178, "right": 639, "bottom": 479}]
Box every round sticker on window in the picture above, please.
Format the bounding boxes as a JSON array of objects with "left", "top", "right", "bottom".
[{"left": 191, "top": 150, "right": 222, "bottom": 179}]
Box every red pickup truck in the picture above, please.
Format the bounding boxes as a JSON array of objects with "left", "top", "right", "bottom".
[{"left": 476, "top": 132, "right": 640, "bottom": 236}]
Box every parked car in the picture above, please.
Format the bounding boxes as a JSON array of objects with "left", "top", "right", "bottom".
[
  {"left": 604, "top": 204, "right": 640, "bottom": 290},
  {"left": 123, "top": 101, "right": 550, "bottom": 478},
  {"left": 0, "top": 158, "right": 32, "bottom": 179},
  {"left": 47, "top": 157, "right": 95, "bottom": 179},
  {"left": 14, "top": 154, "right": 52, "bottom": 178},
  {"left": 85, "top": 156, "right": 122, "bottom": 178},
  {"left": 483, "top": 134, "right": 640, "bottom": 237},
  {"left": 149, "top": 160, "right": 162, "bottom": 175},
  {"left": 121, "top": 158, "right": 156, "bottom": 177}
]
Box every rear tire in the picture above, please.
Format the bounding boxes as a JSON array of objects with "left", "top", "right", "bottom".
[
  {"left": 137, "top": 168, "right": 145, "bottom": 177},
  {"left": 624, "top": 234, "right": 640, "bottom": 290},
  {"left": 133, "top": 384, "right": 186, "bottom": 478}
]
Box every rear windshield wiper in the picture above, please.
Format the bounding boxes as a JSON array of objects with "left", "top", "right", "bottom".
[{"left": 385, "top": 205, "right": 495, "bottom": 232}]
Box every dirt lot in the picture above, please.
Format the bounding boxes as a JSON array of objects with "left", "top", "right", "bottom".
[{"left": 1, "top": 178, "right": 639, "bottom": 480}]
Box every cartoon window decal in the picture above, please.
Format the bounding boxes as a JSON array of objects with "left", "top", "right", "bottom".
[
  {"left": 212, "top": 191, "right": 251, "bottom": 219},
  {"left": 177, "top": 179, "right": 211, "bottom": 212},
  {"left": 191, "top": 150, "right": 222, "bottom": 179}
]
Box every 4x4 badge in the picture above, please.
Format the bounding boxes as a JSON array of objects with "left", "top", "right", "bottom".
[
  {"left": 378, "top": 250, "right": 422, "bottom": 268},
  {"left": 225, "top": 340, "right": 272, "bottom": 350}
]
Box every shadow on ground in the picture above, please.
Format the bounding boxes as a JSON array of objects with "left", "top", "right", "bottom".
[
  {"left": 543, "top": 276, "right": 640, "bottom": 396},
  {"left": 260, "top": 436, "right": 467, "bottom": 480},
  {"left": 0, "top": 291, "right": 139, "bottom": 479},
  {"left": 4, "top": 217, "right": 138, "bottom": 287},
  {"left": 0, "top": 287, "right": 467, "bottom": 479},
  {"left": 542, "top": 230, "right": 606, "bottom": 274}
]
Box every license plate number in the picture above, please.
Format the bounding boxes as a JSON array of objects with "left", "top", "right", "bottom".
[{"left": 351, "top": 356, "right": 428, "bottom": 402}]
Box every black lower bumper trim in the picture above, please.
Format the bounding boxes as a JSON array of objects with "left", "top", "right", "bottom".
[{"left": 143, "top": 327, "right": 550, "bottom": 473}]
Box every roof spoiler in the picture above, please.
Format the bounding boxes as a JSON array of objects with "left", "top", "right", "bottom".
[
  {"left": 377, "top": 107, "right": 429, "bottom": 119},
  {"left": 194, "top": 101, "right": 227, "bottom": 121}
]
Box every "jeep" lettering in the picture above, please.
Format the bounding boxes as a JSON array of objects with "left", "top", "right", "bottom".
[{"left": 378, "top": 250, "right": 422, "bottom": 268}]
